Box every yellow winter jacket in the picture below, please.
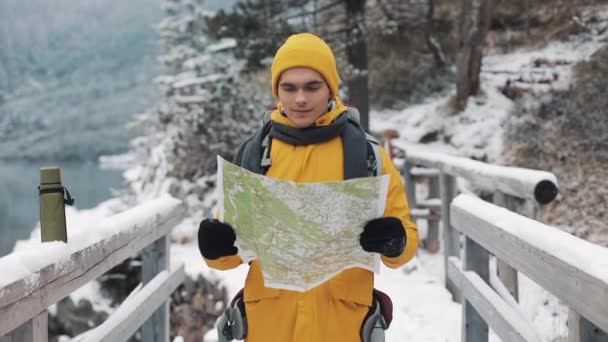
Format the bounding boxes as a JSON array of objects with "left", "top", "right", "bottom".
[{"left": 206, "top": 98, "right": 418, "bottom": 341}]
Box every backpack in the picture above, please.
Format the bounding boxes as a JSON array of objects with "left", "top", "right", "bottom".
[{"left": 217, "top": 288, "right": 393, "bottom": 342}]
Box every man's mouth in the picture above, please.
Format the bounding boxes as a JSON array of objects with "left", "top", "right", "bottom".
[{"left": 291, "top": 109, "right": 312, "bottom": 114}]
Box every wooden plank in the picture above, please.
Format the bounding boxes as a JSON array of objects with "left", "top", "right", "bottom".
[
  {"left": 409, "top": 208, "right": 431, "bottom": 219},
  {"left": 462, "top": 237, "right": 489, "bottom": 342},
  {"left": 496, "top": 259, "right": 518, "bottom": 300},
  {"left": 489, "top": 261, "right": 521, "bottom": 312},
  {"left": 451, "top": 195, "right": 608, "bottom": 331},
  {"left": 410, "top": 167, "right": 440, "bottom": 177},
  {"left": 426, "top": 177, "right": 441, "bottom": 253},
  {"left": 570, "top": 310, "right": 583, "bottom": 342},
  {"left": 493, "top": 191, "right": 519, "bottom": 301},
  {"left": 392, "top": 140, "right": 558, "bottom": 203},
  {"left": 568, "top": 309, "right": 608, "bottom": 342},
  {"left": 402, "top": 158, "right": 417, "bottom": 208},
  {"left": 440, "top": 172, "right": 461, "bottom": 302},
  {"left": 448, "top": 258, "right": 542, "bottom": 342},
  {"left": 76, "top": 264, "right": 185, "bottom": 342},
  {"left": 0, "top": 311, "right": 47, "bottom": 342},
  {"left": 417, "top": 198, "right": 442, "bottom": 211},
  {"left": 142, "top": 235, "right": 171, "bottom": 342},
  {"left": 0, "top": 198, "right": 185, "bottom": 334}
]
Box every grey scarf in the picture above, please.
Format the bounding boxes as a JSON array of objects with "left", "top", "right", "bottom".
[{"left": 234, "top": 112, "right": 369, "bottom": 180}]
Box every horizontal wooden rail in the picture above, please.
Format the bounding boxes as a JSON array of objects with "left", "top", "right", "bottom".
[
  {"left": 450, "top": 194, "right": 608, "bottom": 330},
  {"left": 409, "top": 167, "right": 440, "bottom": 177},
  {"left": 0, "top": 197, "right": 185, "bottom": 336},
  {"left": 73, "top": 264, "right": 185, "bottom": 341},
  {"left": 416, "top": 198, "right": 442, "bottom": 211},
  {"left": 448, "top": 257, "right": 542, "bottom": 342},
  {"left": 393, "top": 141, "right": 558, "bottom": 204}
]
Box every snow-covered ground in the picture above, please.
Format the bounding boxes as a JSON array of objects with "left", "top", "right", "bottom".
[{"left": 371, "top": 10, "right": 608, "bottom": 164}]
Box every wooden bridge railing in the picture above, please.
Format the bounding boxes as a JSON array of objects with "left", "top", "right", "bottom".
[
  {"left": 449, "top": 195, "right": 608, "bottom": 342},
  {"left": 393, "top": 140, "right": 558, "bottom": 299},
  {"left": 391, "top": 141, "right": 607, "bottom": 341},
  {"left": 0, "top": 196, "right": 186, "bottom": 342}
]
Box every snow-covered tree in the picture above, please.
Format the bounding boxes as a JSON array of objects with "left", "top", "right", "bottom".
[{"left": 124, "top": 0, "right": 259, "bottom": 217}]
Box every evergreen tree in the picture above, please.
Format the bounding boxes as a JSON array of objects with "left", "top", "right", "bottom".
[{"left": 124, "top": 0, "right": 259, "bottom": 216}]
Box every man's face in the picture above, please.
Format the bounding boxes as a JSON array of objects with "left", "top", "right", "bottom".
[{"left": 277, "top": 67, "right": 332, "bottom": 128}]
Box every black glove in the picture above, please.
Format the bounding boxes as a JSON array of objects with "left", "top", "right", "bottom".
[
  {"left": 197, "top": 218, "right": 238, "bottom": 260},
  {"left": 360, "top": 217, "right": 406, "bottom": 257}
]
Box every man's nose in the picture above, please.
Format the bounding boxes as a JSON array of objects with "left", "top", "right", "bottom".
[{"left": 295, "top": 90, "right": 307, "bottom": 105}]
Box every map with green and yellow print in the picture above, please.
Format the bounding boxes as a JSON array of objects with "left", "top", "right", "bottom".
[{"left": 217, "top": 156, "right": 390, "bottom": 292}]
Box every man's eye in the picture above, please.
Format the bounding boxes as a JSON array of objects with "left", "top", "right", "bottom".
[
  {"left": 305, "top": 86, "right": 320, "bottom": 91},
  {"left": 283, "top": 87, "right": 296, "bottom": 92}
]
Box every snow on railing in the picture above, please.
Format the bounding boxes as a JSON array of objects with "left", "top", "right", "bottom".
[
  {"left": 0, "top": 196, "right": 186, "bottom": 342},
  {"left": 392, "top": 140, "right": 560, "bottom": 310},
  {"left": 449, "top": 194, "right": 608, "bottom": 341},
  {"left": 393, "top": 140, "right": 558, "bottom": 204}
]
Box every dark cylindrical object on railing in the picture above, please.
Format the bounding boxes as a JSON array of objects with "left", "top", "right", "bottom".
[
  {"left": 534, "top": 179, "right": 559, "bottom": 205},
  {"left": 39, "top": 167, "right": 67, "bottom": 242}
]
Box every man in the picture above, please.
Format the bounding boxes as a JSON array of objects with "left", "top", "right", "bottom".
[{"left": 198, "top": 33, "right": 418, "bottom": 341}]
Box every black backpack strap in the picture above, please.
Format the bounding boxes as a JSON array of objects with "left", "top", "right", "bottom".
[
  {"left": 234, "top": 119, "right": 272, "bottom": 175},
  {"left": 345, "top": 113, "right": 382, "bottom": 178},
  {"left": 233, "top": 134, "right": 255, "bottom": 166},
  {"left": 260, "top": 131, "right": 272, "bottom": 174},
  {"left": 365, "top": 133, "right": 382, "bottom": 177}
]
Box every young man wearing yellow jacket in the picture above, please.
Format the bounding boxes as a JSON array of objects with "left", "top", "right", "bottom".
[{"left": 198, "top": 33, "right": 418, "bottom": 341}]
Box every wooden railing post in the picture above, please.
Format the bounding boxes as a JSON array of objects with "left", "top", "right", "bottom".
[
  {"left": 0, "top": 311, "right": 48, "bottom": 342},
  {"left": 426, "top": 175, "right": 441, "bottom": 253},
  {"left": 462, "top": 237, "right": 489, "bottom": 342},
  {"left": 142, "top": 235, "right": 171, "bottom": 342},
  {"left": 440, "top": 171, "right": 461, "bottom": 302},
  {"left": 568, "top": 309, "right": 608, "bottom": 342},
  {"left": 402, "top": 158, "right": 417, "bottom": 208},
  {"left": 492, "top": 191, "right": 519, "bottom": 301},
  {"left": 12, "top": 166, "right": 70, "bottom": 342}
]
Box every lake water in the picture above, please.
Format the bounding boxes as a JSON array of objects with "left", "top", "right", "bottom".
[{"left": 0, "top": 161, "right": 123, "bottom": 257}]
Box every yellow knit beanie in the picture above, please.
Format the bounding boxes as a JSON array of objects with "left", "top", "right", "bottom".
[{"left": 271, "top": 33, "right": 340, "bottom": 97}]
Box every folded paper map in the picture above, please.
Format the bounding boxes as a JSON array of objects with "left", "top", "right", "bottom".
[{"left": 217, "top": 156, "right": 389, "bottom": 291}]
